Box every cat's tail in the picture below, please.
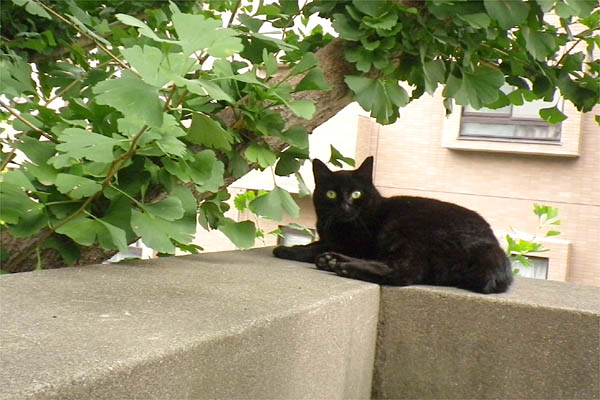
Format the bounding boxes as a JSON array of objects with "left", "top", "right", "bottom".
[{"left": 465, "top": 244, "right": 514, "bottom": 294}]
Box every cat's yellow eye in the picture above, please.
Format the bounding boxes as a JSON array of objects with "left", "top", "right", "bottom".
[
  {"left": 351, "top": 190, "right": 362, "bottom": 199},
  {"left": 326, "top": 190, "right": 337, "bottom": 199}
]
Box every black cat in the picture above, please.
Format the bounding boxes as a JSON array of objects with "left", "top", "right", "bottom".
[{"left": 273, "top": 157, "right": 513, "bottom": 294}]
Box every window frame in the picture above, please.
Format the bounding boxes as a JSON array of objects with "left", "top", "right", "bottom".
[
  {"left": 459, "top": 95, "right": 564, "bottom": 144},
  {"left": 442, "top": 101, "right": 583, "bottom": 157}
]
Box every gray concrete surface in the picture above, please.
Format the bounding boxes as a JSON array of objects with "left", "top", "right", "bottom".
[
  {"left": 373, "top": 278, "right": 600, "bottom": 399},
  {"left": 0, "top": 248, "right": 380, "bottom": 399},
  {"left": 2, "top": 248, "right": 599, "bottom": 400}
]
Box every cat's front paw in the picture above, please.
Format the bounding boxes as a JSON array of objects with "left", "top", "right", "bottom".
[{"left": 316, "top": 252, "right": 351, "bottom": 272}]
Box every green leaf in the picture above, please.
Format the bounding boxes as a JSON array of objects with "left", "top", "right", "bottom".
[
  {"left": 53, "top": 128, "right": 119, "bottom": 164},
  {"left": 535, "top": 0, "right": 556, "bottom": 12},
  {"left": 234, "top": 190, "right": 256, "bottom": 212},
  {"left": 295, "top": 68, "right": 332, "bottom": 92},
  {"left": 93, "top": 71, "right": 163, "bottom": 127},
  {"left": 423, "top": 60, "right": 447, "bottom": 95},
  {"left": 240, "top": 14, "right": 265, "bottom": 32},
  {"left": 539, "top": 106, "right": 567, "bottom": 124},
  {"left": 345, "top": 76, "right": 406, "bottom": 124},
  {"left": 173, "top": 13, "right": 243, "bottom": 58},
  {"left": 245, "top": 144, "right": 277, "bottom": 168},
  {"left": 12, "top": 0, "right": 51, "bottom": 19},
  {"left": 0, "top": 182, "right": 41, "bottom": 224},
  {"left": 329, "top": 145, "right": 355, "bottom": 168},
  {"left": 352, "top": 0, "right": 387, "bottom": 17},
  {"left": 546, "top": 230, "right": 561, "bottom": 237},
  {"left": 190, "top": 150, "right": 225, "bottom": 193},
  {"left": 295, "top": 172, "right": 311, "bottom": 197},
  {"left": 291, "top": 52, "right": 318, "bottom": 75},
  {"left": 187, "top": 113, "right": 233, "bottom": 151},
  {"left": 96, "top": 220, "right": 129, "bottom": 253},
  {"left": 484, "top": 0, "right": 530, "bottom": 29},
  {"left": 279, "top": 125, "right": 309, "bottom": 149},
  {"left": 288, "top": 100, "right": 316, "bottom": 119},
  {"left": 5, "top": 205, "right": 47, "bottom": 238},
  {"left": 363, "top": 11, "right": 399, "bottom": 31},
  {"left": 121, "top": 45, "right": 169, "bottom": 88},
  {"left": 55, "top": 173, "right": 102, "bottom": 199},
  {"left": 275, "top": 154, "right": 302, "bottom": 176},
  {"left": 457, "top": 13, "right": 491, "bottom": 29},
  {"left": 0, "top": 57, "right": 35, "bottom": 97},
  {"left": 445, "top": 67, "right": 505, "bottom": 109},
  {"left": 218, "top": 219, "right": 256, "bottom": 249},
  {"left": 55, "top": 215, "right": 100, "bottom": 247},
  {"left": 345, "top": 47, "right": 373, "bottom": 73},
  {"left": 13, "top": 135, "right": 55, "bottom": 165},
  {"left": 522, "top": 27, "right": 557, "bottom": 61},
  {"left": 564, "top": 0, "right": 597, "bottom": 17},
  {"left": 513, "top": 254, "right": 533, "bottom": 268},
  {"left": 1, "top": 170, "right": 36, "bottom": 192},
  {"left": 250, "top": 186, "right": 300, "bottom": 220},
  {"left": 262, "top": 49, "right": 278, "bottom": 77},
  {"left": 116, "top": 14, "right": 170, "bottom": 43},
  {"left": 182, "top": 78, "right": 235, "bottom": 103},
  {"left": 142, "top": 197, "right": 184, "bottom": 221},
  {"left": 130, "top": 210, "right": 175, "bottom": 253},
  {"left": 332, "top": 14, "right": 363, "bottom": 41}
]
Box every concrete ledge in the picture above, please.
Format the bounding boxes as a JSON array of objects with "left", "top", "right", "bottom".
[
  {"left": 2, "top": 249, "right": 598, "bottom": 399},
  {"left": 373, "top": 279, "right": 600, "bottom": 399},
  {"left": 0, "top": 248, "right": 380, "bottom": 399}
]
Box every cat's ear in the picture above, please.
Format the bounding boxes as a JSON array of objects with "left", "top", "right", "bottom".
[
  {"left": 355, "top": 156, "right": 374, "bottom": 180},
  {"left": 312, "top": 159, "right": 331, "bottom": 182}
]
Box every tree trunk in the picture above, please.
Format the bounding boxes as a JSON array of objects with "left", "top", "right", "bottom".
[{"left": 1, "top": 39, "right": 356, "bottom": 273}]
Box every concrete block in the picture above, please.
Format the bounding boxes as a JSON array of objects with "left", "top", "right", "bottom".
[
  {"left": 0, "top": 248, "right": 380, "bottom": 399},
  {"left": 373, "top": 278, "right": 600, "bottom": 399}
]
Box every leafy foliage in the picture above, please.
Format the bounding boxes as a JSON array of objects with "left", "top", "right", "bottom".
[
  {"left": 313, "top": 0, "right": 600, "bottom": 123},
  {"left": 506, "top": 203, "right": 561, "bottom": 274},
  {"left": 0, "top": 0, "right": 597, "bottom": 271}
]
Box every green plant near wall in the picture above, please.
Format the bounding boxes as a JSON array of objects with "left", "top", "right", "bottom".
[
  {"left": 0, "top": 0, "right": 598, "bottom": 272},
  {"left": 506, "top": 204, "right": 561, "bottom": 276}
]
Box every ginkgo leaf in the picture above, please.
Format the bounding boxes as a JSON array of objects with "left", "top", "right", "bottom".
[
  {"left": 287, "top": 100, "right": 316, "bottom": 119},
  {"left": 172, "top": 13, "right": 243, "bottom": 58},
  {"left": 92, "top": 70, "right": 163, "bottom": 127},
  {"left": 249, "top": 186, "right": 300, "bottom": 220},
  {"left": 142, "top": 196, "right": 184, "bottom": 221},
  {"left": 54, "top": 128, "right": 119, "bottom": 163},
  {"left": 130, "top": 210, "right": 175, "bottom": 253},
  {"left": 245, "top": 144, "right": 277, "bottom": 168},
  {"left": 55, "top": 173, "right": 102, "bottom": 199},
  {"left": 188, "top": 113, "right": 233, "bottom": 151},
  {"left": 121, "top": 45, "right": 169, "bottom": 87},
  {"left": 218, "top": 219, "right": 256, "bottom": 249}
]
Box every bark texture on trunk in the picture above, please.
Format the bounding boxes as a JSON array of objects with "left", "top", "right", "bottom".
[{"left": 2, "top": 39, "right": 356, "bottom": 273}]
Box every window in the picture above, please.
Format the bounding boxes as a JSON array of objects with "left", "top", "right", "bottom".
[
  {"left": 460, "top": 97, "right": 563, "bottom": 143},
  {"left": 442, "top": 93, "right": 583, "bottom": 157},
  {"left": 511, "top": 256, "right": 549, "bottom": 280}
]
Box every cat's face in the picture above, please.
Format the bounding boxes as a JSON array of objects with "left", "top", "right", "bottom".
[{"left": 312, "top": 157, "right": 378, "bottom": 223}]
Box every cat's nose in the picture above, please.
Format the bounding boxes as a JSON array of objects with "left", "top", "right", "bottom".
[{"left": 342, "top": 202, "right": 352, "bottom": 212}]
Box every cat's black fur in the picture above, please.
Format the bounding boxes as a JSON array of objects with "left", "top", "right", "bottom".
[{"left": 273, "top": 157, "right": 513, "bottom": 294}]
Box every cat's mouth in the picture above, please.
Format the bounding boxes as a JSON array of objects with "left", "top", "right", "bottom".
[{"left": 336, "top": 211, "right": 359, "bottom": 223}]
